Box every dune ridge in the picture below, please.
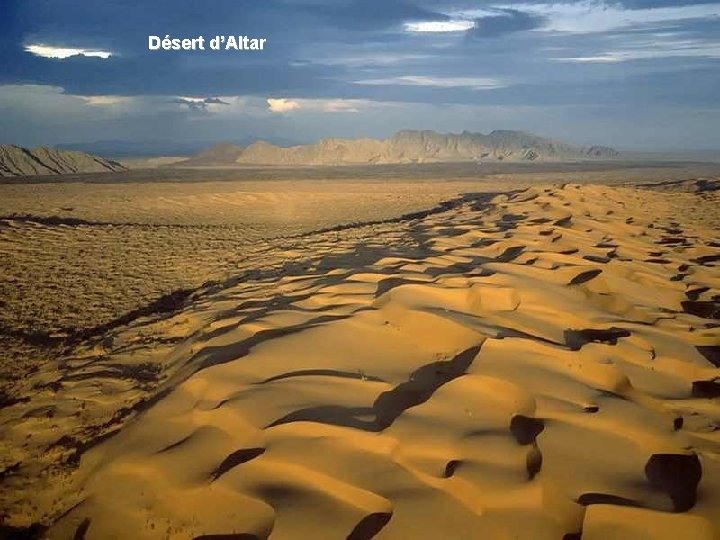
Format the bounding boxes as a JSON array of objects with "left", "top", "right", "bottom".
[{"left": 0, "top": 181, "right": 718, "bottom": 539}]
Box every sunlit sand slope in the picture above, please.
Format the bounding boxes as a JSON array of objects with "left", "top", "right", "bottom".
[{"left": 1, "top": 182, "right": 718, "bottom": 539}]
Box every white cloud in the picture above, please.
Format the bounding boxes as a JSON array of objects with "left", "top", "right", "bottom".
[
  {"left": 319, "top": 100, "right": 359, "bottom": 113},
  {"left": 555, "top": 55, "right": 623, "bottom": 63},
  {"left": 78, "top": 95, "right": 133, "bottom": 106},
  {"left": 267, "top": 98, "right": 302, "bottom": 113},
  {"left": 404, "top": 20, "right": 475, "bottom": 33},
  {"left": 24, "top": 44, "right": 112, "bottom": 59},
  {"left": 266, "top": 97, "right": 385, "bottom": 114},
  {"left": 177, "top": 96, "right": 206, "bottom": 103},
  {"left": 503, "top": 2, "right": 720, "bottom": 34},
  {"left": 555, "top": 38, "right": 720, "bottom": 62},
  {"left": 0, "top": 85, "right": 135, "bottom": 113},
  {"left": 313, "top": 53, "right": 436, "bottom": 67},
  {"left": 355, "top": 75, "right": 506, "bottom": 90}
]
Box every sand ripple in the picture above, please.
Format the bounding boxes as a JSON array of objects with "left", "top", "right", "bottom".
[{"left": 1, "top": 182, "right": 718, "bottom": 539}]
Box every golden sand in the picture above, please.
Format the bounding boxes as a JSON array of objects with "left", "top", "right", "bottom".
[{"left": 0, "top": 180, "right": 718, "bottom": 539}]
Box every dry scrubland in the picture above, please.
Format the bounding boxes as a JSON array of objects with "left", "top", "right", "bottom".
[{"left": 0, "top": 162, "right": 719, "bottom": 539}]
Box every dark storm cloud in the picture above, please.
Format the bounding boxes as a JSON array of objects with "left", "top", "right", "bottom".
[
  {"left": 1, "top": 0, "right": 430, "bottom": 96},
  {"left": 1, "top": 0, "right": 719, "bottom": 149},
  {"left": 0, "top": 46, "right": 343, "bottom": 97},
  {"left": 5, "top": 0, "right": 719, "bottom": 95},
  {"left": 170, "top": 97, "right": 230, "bottom": 112}
]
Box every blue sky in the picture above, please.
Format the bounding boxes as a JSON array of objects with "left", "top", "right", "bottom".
[{"left": 1, "top": 0, "right": 719, "bottom": 151}]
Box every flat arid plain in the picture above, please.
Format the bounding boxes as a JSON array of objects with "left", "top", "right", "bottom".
[{"left": 1, "top": 161, "right": 719, "bottom": 539}]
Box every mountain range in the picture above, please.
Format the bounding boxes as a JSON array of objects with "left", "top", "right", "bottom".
[
  {"left": 0, "top": 145, "right": 126, "bottom": 177},
  {"left": 178, "top": 130, "right": 618, "bottom": 167},
  {"left": 57, "top": 136, "right": 303, "bottom": 158},
  {"left": 0, "top": 131, "right": 619, "bottom": 177}
]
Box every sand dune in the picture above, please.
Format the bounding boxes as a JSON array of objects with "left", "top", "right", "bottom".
[
  {"left": 0, "top": 180, "right": 479, "bottom": 394},
  {"left": 1, "top": 181, "right": 718, "bottom": 539}
]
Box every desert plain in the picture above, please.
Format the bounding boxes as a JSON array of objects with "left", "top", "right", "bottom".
[{"left": 0, "top": 161, "right": 719, "bottom": 539}]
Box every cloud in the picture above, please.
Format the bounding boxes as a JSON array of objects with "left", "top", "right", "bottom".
[
  {"left": 78, "top": 95, "right": 133, "bottom": 106},
  {"left": 267, "top": 98, "right": 302, "bottom": 113},
  {"left": 355, "top": 75, "right": 506, "bottom": 90},
  {"left": 319, "top": 100, "right": 364, "bottom": 113},
  {"left": 266, "top": 97, "right": 383, "bottom": 113},
  {"left": 2, "top": 0, "right": 720, "bottom": 150},
  {"left": 518, "top": 1, "right": 720, "bottom": 34},
  {"left": 203, "top": 97, "right": 230, "bottom": 105},
  {"left": 468, "top": 9, "right": 545, "bottom": 38},
  {"left": 316, "top": 99, "right": 392, "bottom": 113},
  {"left": 552, "top": 27, "right": 720, "bottom": 62},
  {"left": 171, "top": 96, "right": 230, "bottom": 112},
  {"left": 25, "top": 44, "right": 112, "bottom": 59},
  {"left": 312, "top": 0, "right": 451, "bottom": 30},
  {"left": 555, "top": 38, "right": 720, "bottom": 62},
  {"left": 555, "top": 55, "right": 625, "bottom": 63},
  {"left": 313, "top": 53, "right": 436, "bottom": 67},
  {"left": 3, "top": 83, "right": 720, "bottom": 152},
  {"left": 404, "top": 20, "right": 475, "bottom": 32},
  {"left": 617, "top": 0, "right": 720, "bottom": 7}
]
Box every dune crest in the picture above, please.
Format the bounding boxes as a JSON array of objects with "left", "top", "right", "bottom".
[{"left": 0, "top": 181, "right": 718, "bottom": 539}]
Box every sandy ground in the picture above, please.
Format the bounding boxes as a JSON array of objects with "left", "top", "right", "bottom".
[
  {"left": 0, "top": 168, "right": 719, "bottom": 539},
  {"left": 0, "top": 180, "right": 485, "bottom": 396}
]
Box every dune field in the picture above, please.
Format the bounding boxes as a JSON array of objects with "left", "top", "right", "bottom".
[
  {"left": 0, "top": 171, "right": 718, "bottom": 539},
  {"left": 0, "top": 179, "right": 486, "bottom": 395}
]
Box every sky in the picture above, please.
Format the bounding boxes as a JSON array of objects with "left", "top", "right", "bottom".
[{"left": 1, "top": 0, "right": 719, "bottom": 152}]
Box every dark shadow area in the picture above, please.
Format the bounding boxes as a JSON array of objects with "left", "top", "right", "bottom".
[
  {"left": 681, "top": 301, "right": 719, "bottom": 319},
  {"left": 694, "top": 254, "right": 720, "bottom": 265},
  {"left": 696, "top": 346, "right": 720, "bottom": 368},
  {"left": 0, "top": 523, "right": 49, "bottom": 540},
  {"left": 564, "top": 327, "right": 631, "bottom": 350},
  {"left": 73, "top": 519, "right": 90, "bottom": 540},
  {"left": 211, "top": 448, "right": 266, "bottom": 481},
  {"left": 644, "top": 453, "right": 702, "bottom": 512},
  {"left": 267, "top": 345, "right": 481, "bottom": 432},
  {"left": 346, "top": 512, "right": 392, "bottom": 540},
  {"left": 569, "top": 269, "right": 602, "bottom": 285},
  {"left": 261, "top": 369, "right": 385, "bottom": 385},
  {"left": 496, "top": 246, "right": 525, "bottom": 262},
  {"left": 526, "top": 446, "right": 543, "bottom": 480},
  {"left": 577, "top": 493, "right": 641, "bottom": 507},
  {"left": 444, "top": 460, "right": 462, "bottom": 478},
  {"left": 510, "top": 415, "right": 545, "bottom": 445},
  {"left": 692, "top": 380, "right": 720, "bottom": 398},
  {"left": 583, "top": 255, "right": 610, "bottom": 264},
  {"left": 193, "top": 534, "right": 260, "bottom": 540},
  {"left": 686, "top": 287, "right": 710, "bottom": 301}
]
